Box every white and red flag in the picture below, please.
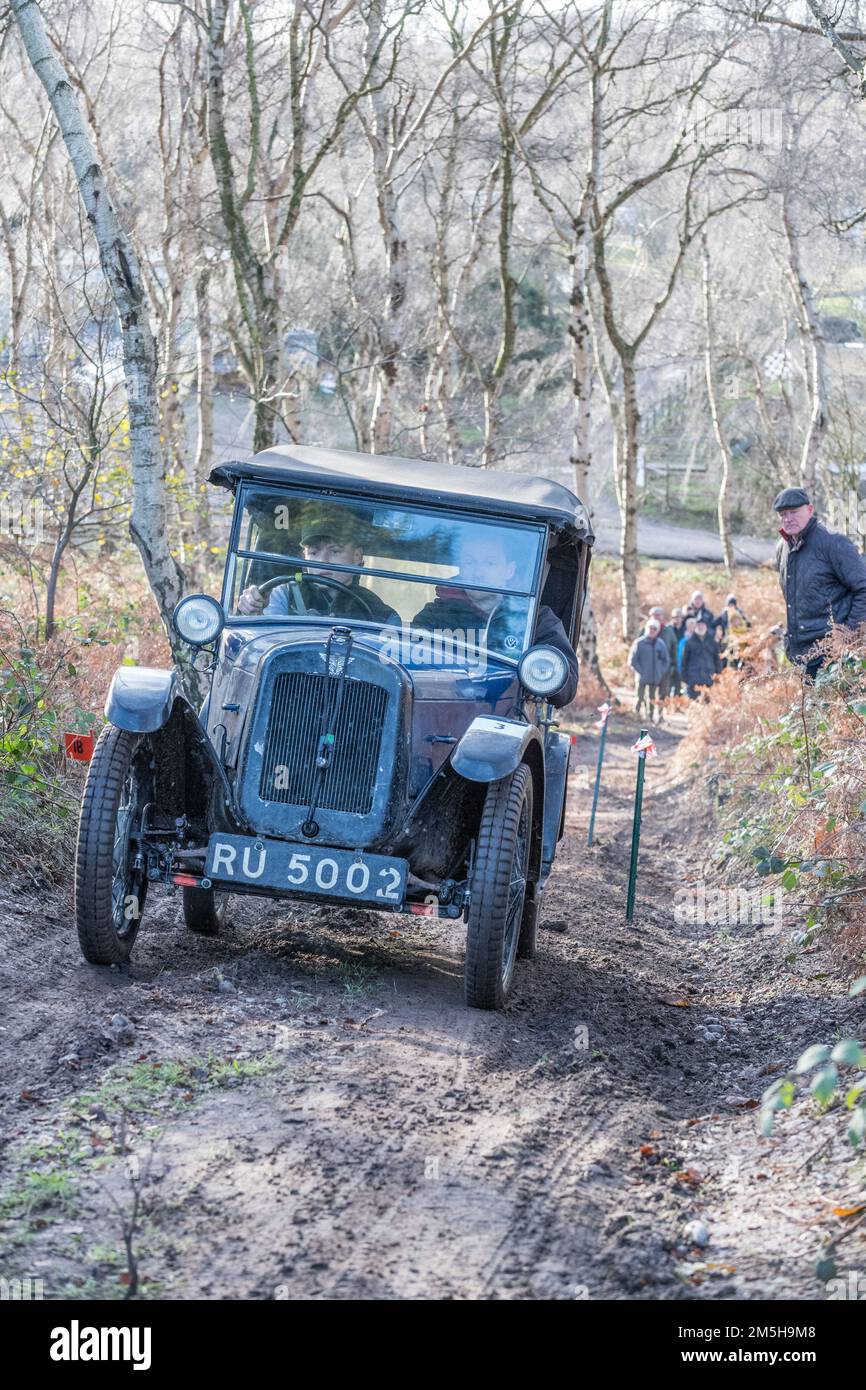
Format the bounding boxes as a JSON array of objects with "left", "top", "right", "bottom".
[{"left": 595, "top": 702, "right": 612, "bottom": 731}]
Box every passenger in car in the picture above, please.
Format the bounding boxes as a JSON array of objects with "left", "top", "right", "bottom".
[{"left": 411, "top": 534, "right": 578, "bottom": 706}]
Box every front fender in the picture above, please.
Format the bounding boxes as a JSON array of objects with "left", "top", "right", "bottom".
[
  {"left": 105, "top": 666, "right": 178, "bottom": 733},
  {"left": 105, "top": 671, "right": 247, "bottom": 833},
  {"left": 451, "top": 715, "right": 541, "bottom": 783}
]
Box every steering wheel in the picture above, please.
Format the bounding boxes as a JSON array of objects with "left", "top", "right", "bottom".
[{"left": 256, "top": 572, "right": 378, "bottom": 620}]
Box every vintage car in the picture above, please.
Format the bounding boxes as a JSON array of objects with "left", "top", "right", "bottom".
[{"left": 74, "top": 445, "right": 594, "bottom": 1009}]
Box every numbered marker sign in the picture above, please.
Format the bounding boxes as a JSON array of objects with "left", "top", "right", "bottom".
[{"left": 64, "top": 732, "right": 95, "bottom": 762}]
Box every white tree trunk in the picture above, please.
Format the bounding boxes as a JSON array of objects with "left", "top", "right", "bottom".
[
  {"left": 782, "top": 195, "right": 828, "bottom": 492},
  {"left": 702, "top": 234, "right": 735, "bottom": 575},
  {"left": 12, "top": 0, "right": 184, "bottom": 635},
  {"left": 365, "top": 1, "right": 408, "bottom": 456},
  {"left": 569, "top": 212, "right": 594, "bottom": 502},
  {"left": 619, "top": 361, "right": 640, "bottom": 639},
  {"left": 370, "top": 174, "right": 408, "bottom": 456},
  {"left": 194, "top": 263, "right": 215, "bottom": 555},
  {"left": 569, "top": 202, "right": 607, "bottom": 691},
  {"left": 576, "top": 599, "right": 609, "bottom": 697}
]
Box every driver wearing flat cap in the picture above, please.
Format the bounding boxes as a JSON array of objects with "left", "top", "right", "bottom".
[
  {"left": 774, "top": 486, "right": 866, "bottom": 678},
  {"left": 237, "top": 513, "right": 400, "bottom": 624}
]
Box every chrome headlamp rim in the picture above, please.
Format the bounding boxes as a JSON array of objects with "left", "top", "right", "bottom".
[
  {"left": 517, "top": 643, "right": 568, "bottom": 697},
  {"left": 172, "top": 593, "right": 226, "bottom": 647}
]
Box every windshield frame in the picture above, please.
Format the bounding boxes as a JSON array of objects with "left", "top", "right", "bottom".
[{"left": 221, "top": 481, "right": 548, "bottom": 664}]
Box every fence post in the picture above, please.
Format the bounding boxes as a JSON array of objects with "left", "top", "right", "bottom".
[
  {"left": 626, "top": 728, "right": 655, "bottom": 921},
  {"left": 587, "top": 702, "right": 611, "bottom": 846}
]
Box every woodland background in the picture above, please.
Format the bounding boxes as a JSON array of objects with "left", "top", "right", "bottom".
[
  {"left": 1, "top": 8, "right": 866, "bottom": 1288},
  {"left": 3, "top": 0, "right": 866, "bottom": 663}
]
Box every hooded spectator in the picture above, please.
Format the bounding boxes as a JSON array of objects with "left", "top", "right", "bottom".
[
  {"left": 717, "top": 593, "right": 751, "bottom": 635},
  {"left": 719, "top": 595, "right": 750, "bottom": 668}
]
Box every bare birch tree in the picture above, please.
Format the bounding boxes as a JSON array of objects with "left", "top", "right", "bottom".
[
  {"left": 193, "top": 0, "right": 421, "bottom": 451},
  {"left": 701, "top": 231, "right": 734, "bottom": 574},
  {"left": 803, "top": 0, "right": 866, "bottom": 97},
  {"left": 12, "top": 0, "right": 186, "bottom": 650}
]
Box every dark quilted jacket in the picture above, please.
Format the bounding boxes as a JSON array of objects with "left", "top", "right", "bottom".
[{"left": 776, "top": 517, "right": 866, "bottom": 658}]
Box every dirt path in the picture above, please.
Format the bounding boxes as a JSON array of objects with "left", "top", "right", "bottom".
[{"left": 1, "top": 706, "right": 863, "bottom": 1300}]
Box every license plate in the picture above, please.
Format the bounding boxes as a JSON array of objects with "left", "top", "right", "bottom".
[{"left": 204, "top": 834, "right": 407, "bottom": 906}]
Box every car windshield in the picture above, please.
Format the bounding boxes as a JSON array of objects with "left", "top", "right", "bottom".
[{"left": 226, "top": 485, "right": 544, "bottom": 667}]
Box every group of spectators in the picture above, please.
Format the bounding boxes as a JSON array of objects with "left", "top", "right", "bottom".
[
  {"left": 624, "top": 485, "right": 866, "bottom": 724},
  {"left": 627, "top": 590, "right": 752, "bottom": 722}
]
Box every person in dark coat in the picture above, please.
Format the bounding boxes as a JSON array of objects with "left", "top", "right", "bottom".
[
  {"left": 668, "top": 607, "right": 685, "bottom": 697},
  {"left": 628, "top": 618, "right": 670, "bottom": 722},
  {"left": 677, "top": 615, "right": 695, "bottom": 680},
  {"left": 411, "top": 533, "right": 579, "bottom": 707},
  {"left": 687, "top": 589, "right": 715, "bottom": 629},
  {"left": 682, "top": 618, "right": 721, "bottom": 699},
  {"left": 649, "top": 605, "right": 678, "bottom": 717},
  {"left": 774, "top": 487, "right": 866, "bottom": 679}
]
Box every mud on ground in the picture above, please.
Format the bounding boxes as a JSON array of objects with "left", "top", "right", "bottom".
[{"left": 1, "top": 706, "right": 863, "bottom": 1300}]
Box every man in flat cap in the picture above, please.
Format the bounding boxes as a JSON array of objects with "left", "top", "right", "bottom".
[
  {"left": 237, "top": 510, "right": 400, "bottom": 624},
  {"left": 774, "top": 486, "right": 866, "bottom": 678}
]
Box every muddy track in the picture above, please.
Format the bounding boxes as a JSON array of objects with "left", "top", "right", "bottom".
[{"left": 1, "top": 709, "right": 863, "bottom": 1300}]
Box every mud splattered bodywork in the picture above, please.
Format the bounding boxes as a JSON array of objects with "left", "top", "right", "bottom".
[{"left": 84, "top": 443, "right": 593, "bottom": 1005}]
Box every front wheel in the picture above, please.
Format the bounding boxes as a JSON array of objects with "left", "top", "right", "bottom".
[
  {"left": 464, "top": 764, "right": 533, "bottom": 1010},
  {"left": 75, "top": 726, "right": 153, "bottom": 965},
  {"left": 182, "top": 886, "right": 227, "bottom": 936}
]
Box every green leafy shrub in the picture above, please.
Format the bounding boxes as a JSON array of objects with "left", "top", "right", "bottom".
[
  {"left": 0, "top": 612, "right": 97, "bottom": 874},
  {"left": 700, "top": 633, "right": 866, "bottom": 967},
  {"left": 760, "top": 982, "right": 866, "bottom": 1147}
]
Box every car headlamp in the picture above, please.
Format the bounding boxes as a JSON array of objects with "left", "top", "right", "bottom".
[
  {"left": 172, "top": 594, "right": 225, "bottom": 647},
  {"left": 518, "top": 644, "right": 568, "bottom": 698}
]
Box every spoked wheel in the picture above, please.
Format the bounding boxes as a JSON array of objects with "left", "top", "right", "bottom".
[
  {"left": 464, "top": 763, "right": 533, "bottom": 1010},
  {"left": 182, "top": 886, "right": 228, "bottom": 936},
  {"left": 75, "top": 726, "right": 153, "bottom": 965}
]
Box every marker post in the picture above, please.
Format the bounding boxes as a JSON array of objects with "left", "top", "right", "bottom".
[
  {"left": 626, "top": 728, "right": 656, "bottom": 922},
  {"left": 587, "top": 702, "right": 612, "bottom": 846}
]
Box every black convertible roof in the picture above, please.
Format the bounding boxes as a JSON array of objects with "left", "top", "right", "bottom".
[{"left": 210, "top": 444, "right": 593, "bottom": 541}]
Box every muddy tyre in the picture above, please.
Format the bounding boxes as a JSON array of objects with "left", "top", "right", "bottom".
[
  {"left": 464, "top": 764, "right": 533, "bottom": 1010},
  {"left": 75, "top": 725, "right": 152, "bottom": 965},
  {"left": 182, "top": 886, "right": 227, "bottom": 936}
]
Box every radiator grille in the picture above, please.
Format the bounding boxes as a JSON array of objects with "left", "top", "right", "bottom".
[{"left": 259, "top": 671, "right": 387, "bottom": 814}]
